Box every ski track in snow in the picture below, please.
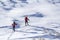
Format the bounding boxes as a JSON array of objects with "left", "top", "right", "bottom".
[
  {"left": 0, "top": 0, "right": 60, "bottom": 40},
  {"left": 0, "top": 17, "right": 60, "bottom": 40}
]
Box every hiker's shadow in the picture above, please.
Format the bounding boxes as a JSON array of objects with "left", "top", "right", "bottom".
[{"left": 28, "top": 25, "right": 45, "bottom": 29}]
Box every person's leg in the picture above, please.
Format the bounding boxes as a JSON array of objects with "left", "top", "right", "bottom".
[
  {"left": 27, "top": 21, "right": 29, "bottom": 25},
  {"left": 26, "top": 21, "right": 29, "bottom": 26},
  {"left": 25, "top": 21, "right": 29, "bottom": 26},
  {"left": 13, "top": 27, "right": 15, "bottom": 32},
  {"left": 25, "top": 22, "right": 27, "bottom": 26}
]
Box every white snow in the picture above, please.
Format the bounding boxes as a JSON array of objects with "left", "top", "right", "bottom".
[{"left": 0, "top": 0, "right": 60, "bottom": 40}]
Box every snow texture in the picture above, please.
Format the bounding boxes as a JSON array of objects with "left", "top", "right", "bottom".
[{"left": 0, "top": 0, "right": 60, "bottom": 40}]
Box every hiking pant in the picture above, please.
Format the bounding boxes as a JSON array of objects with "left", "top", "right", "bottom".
[
  {"left": 25, "top": 21, "right": 29, "bottom": 26},
  {"left": 13, "top": 27, "right": 15, "bottom": 32}
]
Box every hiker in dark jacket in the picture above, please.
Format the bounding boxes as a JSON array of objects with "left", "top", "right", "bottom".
[
  {"left": 12, "top": 21, "right": 17, "bottom": 31},
  {"left": 25, "top": 16, "right": 29, "bottom": 26}
]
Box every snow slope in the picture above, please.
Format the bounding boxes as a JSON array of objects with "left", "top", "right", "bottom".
[{"left": 0, "top": 0, "right": 60, "bottom": 40}]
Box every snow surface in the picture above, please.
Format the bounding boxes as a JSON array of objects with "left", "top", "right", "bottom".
[{"left": 0, "top": 0, "right": 60, "bottom": 40}]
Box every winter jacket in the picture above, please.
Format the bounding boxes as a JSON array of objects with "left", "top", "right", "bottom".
[
  {"left": 12, "top": 22, "right": 17, "bottom": 28},
  {"left": 25, "top": 17, "right": 29, "bottom": 22}
]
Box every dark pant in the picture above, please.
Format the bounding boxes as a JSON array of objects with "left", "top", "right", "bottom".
[
  {"left": 13, "top": 27, "right": 15, "bottom": 31},
  {"left": 25, "top": 21, "right": 29, "bottom": 26}
]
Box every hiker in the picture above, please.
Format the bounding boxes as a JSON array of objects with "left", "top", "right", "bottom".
[
  {"left": 25, "top": 16, "right": 29, "bottom": 26},
  {"left": 12, "top": 21, "right": 17, "bottom": 31}
]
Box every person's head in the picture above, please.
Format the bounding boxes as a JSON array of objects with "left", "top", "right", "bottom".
[{"left": 13, "top": 21, "right": 15, "bottom": 24}]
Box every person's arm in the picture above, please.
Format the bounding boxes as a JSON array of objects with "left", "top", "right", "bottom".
[
  {"left": 28, "top": 18, "right": 30, "bottom": 21},
  {"left": 15, "top": 23, "right": 17, "bottom": 25}
]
